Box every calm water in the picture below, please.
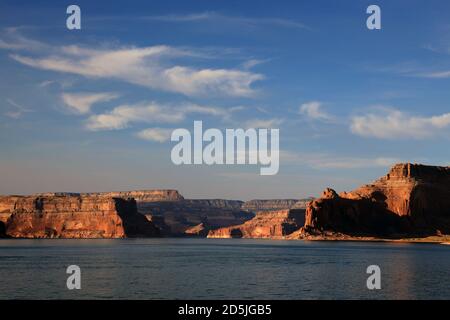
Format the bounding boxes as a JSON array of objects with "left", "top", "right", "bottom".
[{"left": 0, "top": 238, "right": 448, "bottom": 299}]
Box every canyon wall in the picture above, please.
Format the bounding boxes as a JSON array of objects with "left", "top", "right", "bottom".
[
  {"left": 142, "top": 199, "right": 252, "bottom": 236},
  {"left": 242, "top": 199, "right": 309, "bottom": 211},
  {"left": 2, "top": 195, "right": 160, "bottom": 238},
  {"left": 207, "top": 209, "right": 305, "bottom": 239},
  {"left": 4, "top": 164, "right": 448, "bottom": 241},
  {"left": 34, "top": 190, "right": 184, "bottom": 202},
  {"left": 300, "top": 163, "right": 450, "bottom": 238}
]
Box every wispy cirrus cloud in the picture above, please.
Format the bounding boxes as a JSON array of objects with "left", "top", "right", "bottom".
[
  {"left": 299, "top": 101, "right": 333, "bottom": 122},
  {"left": 350, "top": 106, "right": 450, "bottom": 139},
  {"left": 1, "top": 32, "right": 263, "bottom": 98},
  {"left": 244, "top": 118, "right": 283, "bottom": 128},
  {"left": 4, "top": 99, "right": 32, "bottom": 119},
  {"left": 282, "top": 151, "right": 401, "bottom": 169},
  {"left": 419, "top": 70, "right": 450, "bottom": 78},
  {"left": 136, "top": 128, "right": 173, "bottom": 143},
  {"left": 241, "top": 58, "right": 270, "bottom": 70},
  {"left": 85, "top": 102, "right": 238, "bottom": 131},
  {"left": 365, "top": 60, "right": 450, "bottom": 79},
  {"left": 0, "top": 27, "right": 47, "bottom": 51},
  {"left": 61, "top": 92, "right": 120, "bottom": 114},
  {"left": 134, "top": 11, "right": 309, "bottom": 30}
]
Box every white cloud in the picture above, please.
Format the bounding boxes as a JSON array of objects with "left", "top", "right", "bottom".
[
  {"left": 420, "top": 70, "right": 450, "bottom": 78},
  {"left": 282, "top": 151, "right": 401, "bottom": 169},
  {"left": 4, "top": 99, "right": 32, "bottom": 119},
  {"left": 299, "top": 101, "right": 332, "bottom": 121},
  {"left": 85, "top": 102, "right": 236, "bottom": 131},
  {"left": 245, "top": 118, "right": 283, "bottom": 128},
  {"left": 137, "top": 128, "right": 173, "bottom": 143},
  {"left": 350, "top": 107, "right": 450, "bottom": 139},
  {"left": 144, "top": 12, "right": 308, "bottom": 29},
  {"left": 61, "top": 92, "right": 119, "bottom": 114},
  {"left": 39, "top": 80, "right": 55, "bottom": 87},
  {"left": 0, "top": 28, "right": 46, "bottom": 51},
  {"left": 242, "top": 59, "right": 269, "bottom": 70},
  {"left": 6, "top": 37, "right": 263, "bottom": 97}
]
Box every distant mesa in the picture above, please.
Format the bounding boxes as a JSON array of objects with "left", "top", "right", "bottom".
[{"left": 241, "top": 198, "right": 312, "bottom": 212}]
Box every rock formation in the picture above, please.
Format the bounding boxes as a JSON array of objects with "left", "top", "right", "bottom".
[
  {"left": 242, "top": 199, "right": 311, "bottom": 211},
  {"left": 4, "top": 164, "right": 448, "bottom": 241},
  {"left": 207, "top": 209, "right": 305, "bottom": 239},
  {"left": 3, "top": 195, "right": 160, "bottom": 238},
  {"left": 184, "top": 223, "right": 209, "bottom": 237},
  {"left": 300, "top": 163, "right": 450, "bottom": 238},
  {"left": 142, "top": 199, "right": 252, "bottom": 236}
]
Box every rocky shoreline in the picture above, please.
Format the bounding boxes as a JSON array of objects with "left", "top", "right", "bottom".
[{"left": 1, "top": 163, "right": 450, "bottom": 243}]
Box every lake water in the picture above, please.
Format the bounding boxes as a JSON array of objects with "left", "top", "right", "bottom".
[{"left": 0, "top": 238, "right": 448, "bottom": 299}]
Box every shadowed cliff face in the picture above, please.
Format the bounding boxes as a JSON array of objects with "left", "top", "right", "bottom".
[
  {"left": 114, "top": 197, "right": 161, "bottom": 237},
  {"left": 142, "top": 198, "right": 312, "bottom": 237},
  {"left": 302, "top": 164, "right": 450, "bottom": 237},
  {"left": 0, "top": 221, "right": 6, "bottom": 238},
  {"left": 141, "top": 199, "right": 252, "bottom": 236},
  {"left": 3, "top": 195, "right": 160, "bottom": 238}
]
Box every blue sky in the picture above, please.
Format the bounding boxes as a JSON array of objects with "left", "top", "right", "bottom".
[{"left": 1, "top": 0, "right": 450, "bottom": 199}]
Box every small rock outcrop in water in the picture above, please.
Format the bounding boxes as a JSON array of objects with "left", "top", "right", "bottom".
[
  {"left": 2, "top": 195, "right": 160, "bottom": 238},
  {"left": 299, "top": 163, "right": 450, "bottom": 238},
  {"left": 207, "top": 209, "right": 305, "bottom": 239}
]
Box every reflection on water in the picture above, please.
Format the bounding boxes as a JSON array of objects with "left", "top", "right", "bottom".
[{"left": 0, "top": 238, "right": 448, "bottom": 299}]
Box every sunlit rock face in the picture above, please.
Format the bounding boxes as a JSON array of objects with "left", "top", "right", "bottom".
[
  {"left": 207, "top": 209, "right": 305, "bottom": 239},
  {"left": 301, "top": 163, "right": 450, "bottom": 237},
  {"left": 2, "top": 195, "right": 160, "bottom": 238}
]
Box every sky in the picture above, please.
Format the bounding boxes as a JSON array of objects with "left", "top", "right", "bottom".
[{"left": 1, "top": 0, "right": 450, "bottom": 200}]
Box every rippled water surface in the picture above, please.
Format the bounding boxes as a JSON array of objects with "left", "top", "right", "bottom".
[{"left": 0, "top": 238, "right": 448, "bottom": 299}]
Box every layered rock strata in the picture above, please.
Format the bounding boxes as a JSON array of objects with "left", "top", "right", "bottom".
[
  {"left": 300, "top": 163, "right": 450, "bottom": 237},
  {"left": 3, "top": 195, "right": 159, "bottom": 238},
  {"left": 207, "top": 209, "right": 305, "bottom": 239},
  {"left": 242, "top": 199, "right": 310, "bottom": 211}
]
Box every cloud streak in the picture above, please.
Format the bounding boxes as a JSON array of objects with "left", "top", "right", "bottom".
[
  {"left": 137, "top": 128, "right": 173, "bottom": 142},
  {"left": 282, "top": 151, "right": 401, "bottom": 169},
  {"left": 4, "top": 99, "right": 32, "bottom": 119},
  {"left": 85, "top": 102, "right": 238, "bottom": 131},
  {"left": 350, "top": 107, "right": 450, "bottom": 139},
  {"left": 299, "top": 101, "right": 333, "bottom": 121},
  {"left": 61, "top": 92, "right": 119, "bottom": 114},
  {"left": 138, "top": 11, "right": 309, "bottom": 30},
  {"left": 244, "top": 118, "right": 283, "bottom": 128},
  {"left": 3, "top": 34, "right": 263, "bottom": 97}
]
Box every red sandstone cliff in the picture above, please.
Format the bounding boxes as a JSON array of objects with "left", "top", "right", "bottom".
[
  {"left": 299, "top": 163, "right": 450, "bottom": 238},
  {"left": 207, "top": 209, "right": 305, "bottom": 239},
  {"left": 3, "top": 195, "right": 160, "bottom": 238}
]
